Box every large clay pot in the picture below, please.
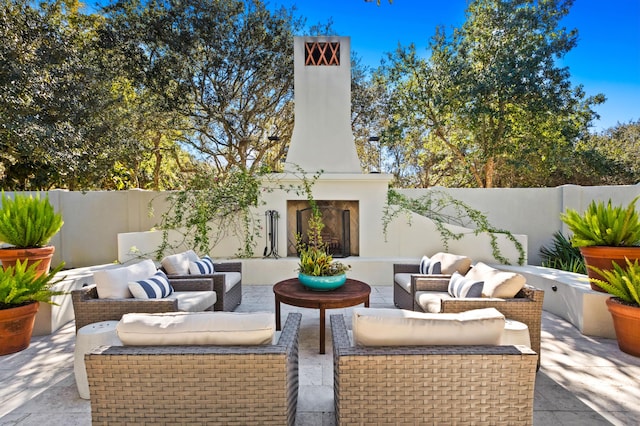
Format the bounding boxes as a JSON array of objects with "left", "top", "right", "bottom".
[
  {"left": 0, "top": 301, "right": 40, "bottom": 356},
  {"left": 580, "top": 246, "right": 640, "bottom": 292},
  {"left": 606, "top": 298, "right": 640, "bottom": 357},
  {"left": 0, "top": 246, "right": 55, "bottom": 277}
]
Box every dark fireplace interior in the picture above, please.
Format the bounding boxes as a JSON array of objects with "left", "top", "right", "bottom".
[{"left": 287, "top": 200, "right": 359, "bottom": 257}]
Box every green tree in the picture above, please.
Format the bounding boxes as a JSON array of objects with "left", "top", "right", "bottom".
[
  {"left": 379, "top": 0, "right": 604, "bottom": 188},
  {"left": 105, "top": 0, "right": 305, "bottom": 175},
  {"left": 578, "top": 120, "right": 640, "bottom": 185}
]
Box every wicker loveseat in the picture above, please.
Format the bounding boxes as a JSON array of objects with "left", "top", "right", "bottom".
[
  {"left": 71, "top": 275, "right": 216, "bottom": 331},
  {"left": 85, "top": 312, "right": 301, "bottom": 426},
  {"left": 331, "top": 313, "right": 537, "bottom": 425},
  {"left": 393, "top": 262, "right": 544, "bottom": 365}
]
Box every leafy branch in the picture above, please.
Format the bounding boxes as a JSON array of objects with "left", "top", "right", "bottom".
[
  {"left": 383, "top": 189, "right": 525, "bottom": 265},
  {"left": 152, "top": 168, "right": 262, "bottom": 258}
]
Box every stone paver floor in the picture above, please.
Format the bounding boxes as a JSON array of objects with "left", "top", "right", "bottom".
[{"left": 1, "top": 285, "right": 639, "bottom": 425}]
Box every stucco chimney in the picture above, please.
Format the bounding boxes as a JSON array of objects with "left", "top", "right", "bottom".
[{"left": 284, "top": 36, "right": 362, "bottom": 173}]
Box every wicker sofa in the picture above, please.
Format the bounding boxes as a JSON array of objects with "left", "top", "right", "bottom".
[
  {"left": 393, "top": 262, "right": 544, "bottom": 365},
  {"left": 85, "top": 312, "right": 301, "bottom": 426},
  {"left": 71, "top": 275, "right": 216, "bottom": 331},
  {"left": 331, "top": 313, "right": 537, "bottom": 425}
]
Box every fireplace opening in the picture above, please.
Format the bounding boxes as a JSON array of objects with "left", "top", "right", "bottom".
[{"left": 287, "top": 200, "right": 359, "bottom": 258}]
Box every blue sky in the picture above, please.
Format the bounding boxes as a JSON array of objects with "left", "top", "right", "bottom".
[{"left": 275, "top": 0, "right": 640, "bottom": 132}]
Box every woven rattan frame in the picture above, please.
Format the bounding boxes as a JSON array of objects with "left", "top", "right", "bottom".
[
  {"left": 393, "top": 263, "right": 452, "bottom": 309},
  {"left": 86, "top": 312, "right": 301, "bottom": 426},
  {"left": 165, "top": 261, "right": 242, "bottom": 311},
  {"left": 331, "top": 314, "right": 536, "bottom": 425},
  {"left": 71, "top": 276, "right": 215, "bottom": 331}
]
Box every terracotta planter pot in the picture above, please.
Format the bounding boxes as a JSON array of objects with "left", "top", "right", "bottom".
[
  {"left": 606, "top": 298, "right": 640, "bottom": 357},
  {"left": 580, "top": 246, "right": 640, "bottom": 292},
  {"left": 0, "top": 246, "right": 55, "bottom": 278},
  {"left": 0, "top": 301, "right": 40, "bottom": 356}
]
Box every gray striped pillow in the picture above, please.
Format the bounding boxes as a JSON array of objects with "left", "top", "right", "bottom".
[{"left": 448, "top": 272, "right": 483, "bottom": 298}]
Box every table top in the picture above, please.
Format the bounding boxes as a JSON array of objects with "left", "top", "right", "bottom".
[{"left": 273, "top": 278, "right": 371, "bottom": 309}]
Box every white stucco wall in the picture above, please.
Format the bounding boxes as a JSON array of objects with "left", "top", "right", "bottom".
[{"left": 2, "top": 184, "right": 637, "bottom": 270}]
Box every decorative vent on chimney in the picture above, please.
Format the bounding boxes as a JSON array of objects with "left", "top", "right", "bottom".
[{"left": 305, "top": 42, "right": 340, "bottom": 66}]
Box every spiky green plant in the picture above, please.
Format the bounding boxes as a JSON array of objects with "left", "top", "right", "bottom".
[
  {"left": 0, "top": 260, "right": 65, "bottom": 309},
  {"left": 588, "top": 258, "right": 640, "bottom": 306},
  {"left": 560, "top": 196, "right": 640, "bottom": 247},
  {"left": 540, "top": 231, "right": 586, "bottom": 274},
  {"left": 0, "top": 192, "right": 64, "bottom": 248}
]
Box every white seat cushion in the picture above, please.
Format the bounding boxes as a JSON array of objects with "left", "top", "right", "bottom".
[
  {"left": 352, "top": 307, "right": 505, "bottom": 346},
  {"left": 167, "top": 291, "right": 216, "bottom": 312},
  {"left": 94, "top": 259, "right": 157, "bottom": 299},
  {"left": 393, "top": 273, "right": 412, "bottom": 294},
  {"left": 116, "top": 311, "right": 275, "bottom": 346},
  {"left": 414, "top": 291, "right": 451, "bottom": 313}
]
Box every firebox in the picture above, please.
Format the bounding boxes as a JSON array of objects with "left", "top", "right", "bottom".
[{"left": 287, "top": 200, "right": 359, "bottom": 258}]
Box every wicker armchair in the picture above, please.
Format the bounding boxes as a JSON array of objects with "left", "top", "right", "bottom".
[
  {"left": 331, "top": 314, "right": 537, "bottom": 425},
  {"left": 393, "top": 263, "right": 452, "bottom": 310},
  {"left": 71, "top": 276, "right": 215, "bottom": 331},
  {"left": 163, "top": 261, "right": 242, "bottom": 312},
  {"left": 86, "top": 312, "right": 301, "bottom": 426},
  {"left": 412, "top": 275, "right": 544, "bottom": 367}
]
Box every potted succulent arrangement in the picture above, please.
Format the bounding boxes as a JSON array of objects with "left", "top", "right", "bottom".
[
  {"left": 0, "top": 192, "right": 64, "bottom": 277},
  {"left": 296, "top": 178, "right": 350, "bottom": 291},
  {"left": 588, "top": 258, "right": 640, "bottom": 357},
  {"left": 560, "top": 196, "right": 640, "bottom": 292},
  {"left": 0, "top": 259, "right": 65, "bottom": 355}
]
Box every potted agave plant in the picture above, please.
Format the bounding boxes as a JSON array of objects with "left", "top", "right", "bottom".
[
  {"left": 0, "top": 260, "right": 65, "bottom": 355},
  {"left": 560, "top": 196, "right": 640, "bottom": 292},
  {"left": 589, "top": 258, "right": 640, "bottom": 357},
  {"left": 0, "top": 192, "right": 64, "bottom": 277},
  {"left": 296, "top": 194, "right": 350, "bottom": 291}
]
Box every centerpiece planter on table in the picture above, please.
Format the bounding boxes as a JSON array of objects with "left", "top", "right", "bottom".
[
  {"left": 561, "top": 196, "right": 640, "bottom": 292},
  {"left": 297, "top": 246, "right": 349, "bottom": 291},
  {"left": 295, "top": 173, "right": 350, "bottom": 291},
  {"left": 0, "top": 191, "right": 64, "bottom": 277},
  {"left": 589, "top": 258, "right": 640, "bottom": 357}
]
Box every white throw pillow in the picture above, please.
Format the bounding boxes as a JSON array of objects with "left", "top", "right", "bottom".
[
  {"left": 466, "top": 262, "right": 526, "bottom": 298},
  {"left": 352, "top": 307, "right": 505, "bottom": 346},
  {"left": 161, "top": 250, "right": 199, "bottom": 275},
  {"left": 93, "top": 259, "right": 157, "bottom": 299},
  {"left": 427, "top": 252, "right": 472, "bottom": 275},
  {"left": 448, "top": 271, "right": 484, "bottom": 298},
  {"left": 189, "top": 255, "right": 215, "bottom": 275},
  {"left": 129, "top": 270, "right": 173, "bottom": 299},
  {"left": 117, "top": 311, "right": 275, "bottom": 346}
]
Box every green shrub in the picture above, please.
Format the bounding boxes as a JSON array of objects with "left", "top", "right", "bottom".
[
  {"left": 0, "top": 260, "right": 65, "bottom": 309},
  {"left": 560, "top": 196, "right": 640, "bottom": 247},
  {"left": 588, "top": 258, "right": 640, "bottom": 306},
  {"left": 0, "top": 192, "right": 64, "bottom": 248},
  {"left": 540, "top": 231, "right": 586, "bottom": 274}
]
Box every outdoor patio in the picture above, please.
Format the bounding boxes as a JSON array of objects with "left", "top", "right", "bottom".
[{"left": 1, "top": 284, "right": 639, "bottom": 425}]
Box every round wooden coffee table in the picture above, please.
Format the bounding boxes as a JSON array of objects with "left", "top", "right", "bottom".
[{"left": 273, "top": 278, "right": 371, "bottom": 354}]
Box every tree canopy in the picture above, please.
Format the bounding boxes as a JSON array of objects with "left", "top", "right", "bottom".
[
  {"left": 377, "top": 0, "right": 606, "bottom": 188},
  {"left": 0, "top": 0, "right": 636, "bottom": 190}
]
